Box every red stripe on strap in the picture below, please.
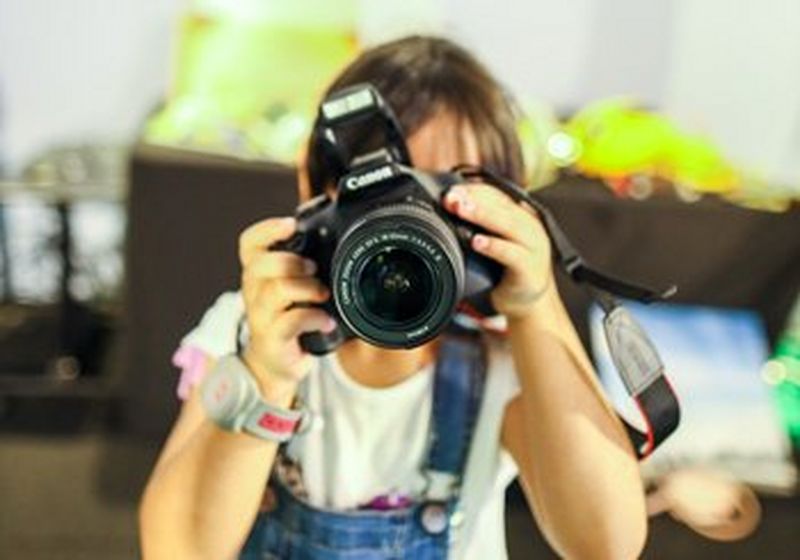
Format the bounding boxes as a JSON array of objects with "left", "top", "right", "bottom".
[
  {"left": 633, "top": 396, "right": 656, "bottom": 458},
  {"left": 257, "top": 413, "right": 297, "bottom": 435}
]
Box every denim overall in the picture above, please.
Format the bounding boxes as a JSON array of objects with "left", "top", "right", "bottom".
[{"left": 240, "top": 325, "right": 486, "bottom": 560}]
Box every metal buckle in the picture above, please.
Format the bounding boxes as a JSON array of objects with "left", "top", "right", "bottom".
[
  {"left": 421, "top": 469, "right": 459, "bottom": 502},
  {"left": 419, "top": 501, "right": 449, "bottom": 535}
]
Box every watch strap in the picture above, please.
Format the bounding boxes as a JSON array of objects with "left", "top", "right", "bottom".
[
  {"left": 242, "top": 399, "right": 305, "bottom": 442},
  {"left": 202, "top": 355, "right": 306, "bottom": 443}
]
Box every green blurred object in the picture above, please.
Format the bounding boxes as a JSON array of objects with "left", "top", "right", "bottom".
[
  {"left": 766, "top": 293, "right": 800, "bottom": 449},
  {"left": 144, "top": 3, "right": 358, "bottom": 163}
]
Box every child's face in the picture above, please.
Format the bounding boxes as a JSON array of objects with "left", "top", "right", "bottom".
[{"left": 297, "top": 110, "right": 482, "bottom": 202}]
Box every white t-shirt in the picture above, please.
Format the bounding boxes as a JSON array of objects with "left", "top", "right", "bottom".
[{"left": 179, "top": 291, "right": 522, "bottom": 560}]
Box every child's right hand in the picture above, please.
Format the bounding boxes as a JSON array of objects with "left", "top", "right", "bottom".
[{"left": 237, "top": 216, "right": 334, "bottom": 402}]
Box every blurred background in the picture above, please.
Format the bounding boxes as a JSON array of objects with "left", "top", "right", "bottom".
[{"left": 1, "top": 0, "right": 799, "bottom": 558}]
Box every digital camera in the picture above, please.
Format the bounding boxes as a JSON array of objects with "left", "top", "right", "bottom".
[{"left": 273, "top": 85, "right": 502, "bottom": 354}]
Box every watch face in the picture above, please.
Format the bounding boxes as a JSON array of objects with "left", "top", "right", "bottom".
[{"left": 203, "top": 366, "right": 246, "bottom": 421}]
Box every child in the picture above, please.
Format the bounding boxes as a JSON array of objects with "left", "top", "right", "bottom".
[{"left": 140, "top": 36, "right": 648, "bottom": 559}]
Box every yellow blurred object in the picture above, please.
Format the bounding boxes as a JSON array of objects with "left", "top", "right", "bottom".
[{"left": 563, "top": 98, "right": 739, "bottom": 196}]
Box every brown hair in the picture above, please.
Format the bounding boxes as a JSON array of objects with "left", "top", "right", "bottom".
[{"left": 306, "top": 35, "right": 524, "bottom": 196}]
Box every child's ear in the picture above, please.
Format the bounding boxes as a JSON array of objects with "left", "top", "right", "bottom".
[{"left": 296, "top": 143, "right": 313, "bottom": 203}]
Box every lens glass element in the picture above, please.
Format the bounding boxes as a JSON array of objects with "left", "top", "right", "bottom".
[{"left": 358, "top": 246, "right": 434, "bottom": 324}]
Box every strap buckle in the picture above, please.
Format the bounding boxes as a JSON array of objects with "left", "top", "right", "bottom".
[{"left": 421, "top": 469, "right": 460, "bottom": 502}]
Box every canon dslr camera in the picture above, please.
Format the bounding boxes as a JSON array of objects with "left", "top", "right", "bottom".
[
  {"left": 273, "top": 84, "right": 502, "bottom": 354},
  {"left": 271, "top": 84, "right": 683, "bottom": 461}
]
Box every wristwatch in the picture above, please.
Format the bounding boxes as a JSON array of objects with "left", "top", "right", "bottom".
[{"left": 200, "top": 355, "right": 308, "bottom": 442}]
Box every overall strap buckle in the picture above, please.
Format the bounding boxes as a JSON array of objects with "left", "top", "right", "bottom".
[{"left": 418, "top": 324, "right": 487, "bottom": 537}]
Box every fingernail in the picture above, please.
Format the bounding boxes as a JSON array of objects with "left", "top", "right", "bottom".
[
  {"left": 444, "top": 194, "right": 458, "bottom": 212},
  {"left": 304, "top": 259, "right": 317, "bottom": 275},
  {"left": 323, "top": 317, "right": 337, "bottom": 332},
  {"left": 448, "top": 187, "right": 474, "bottom": 213},
  {"left": 282, "top": 217, "right": 296, "bottom": 229},
  {"left": 472, "top": 234, "right": 489, "bottom": 250}
]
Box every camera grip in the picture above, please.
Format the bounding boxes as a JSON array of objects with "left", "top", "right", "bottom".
[
  {"left": 270, "top": 231, "right": 343, "bottom": 354},
  {"left": 270, "top": 231, "right": 305, "bottom": 254}
]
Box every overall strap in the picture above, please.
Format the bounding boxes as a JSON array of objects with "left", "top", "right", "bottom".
[{"left": 422, "top": 322, "right": 487, "bottom": 502}]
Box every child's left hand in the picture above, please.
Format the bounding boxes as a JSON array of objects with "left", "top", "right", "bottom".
[{"left": 445, "top": 183, "right": 554, "bottom": 319}]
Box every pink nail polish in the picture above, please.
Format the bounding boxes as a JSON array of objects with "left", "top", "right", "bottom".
[
  {"left": 324, "top": 317, "right": 337, "bottom": 332},
  {"left": 445, "top": 191, "right": 460, "bottom": 211}
]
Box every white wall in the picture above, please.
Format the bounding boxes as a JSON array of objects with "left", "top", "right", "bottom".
[
  {"left": 0, "top": 0, "right": 182, "bottom": 173},
  {"left": 442, "top": 0, "right": 596, "bottom": 110}
]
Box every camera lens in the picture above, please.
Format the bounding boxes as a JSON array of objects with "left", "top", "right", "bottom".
[
  {"left": 358, "top": 247, "right": 435, "bottom": 324},
  {"left": 331, "top": 202, "right": 464, "bottom": 348}
]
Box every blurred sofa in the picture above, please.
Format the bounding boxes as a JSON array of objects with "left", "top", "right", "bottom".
[{"left": 124, "top": 145, "right": 297, "bottom": 437}]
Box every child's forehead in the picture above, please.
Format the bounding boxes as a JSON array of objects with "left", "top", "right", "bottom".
[{"left": 406, "top": 110, "right": 482, "bottom": 173}]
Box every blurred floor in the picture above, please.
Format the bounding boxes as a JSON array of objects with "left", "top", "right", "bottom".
[
  {"left": 0, "top": 433, "right": 156, "bottom": 560},
  {"left": 0, "top": 432, "right": 798, "bottom": 559}
]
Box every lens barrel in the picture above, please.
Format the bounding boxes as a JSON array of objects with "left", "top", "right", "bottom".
[{"left": 331, "top": 203, "right": 464, "bottom": 348}]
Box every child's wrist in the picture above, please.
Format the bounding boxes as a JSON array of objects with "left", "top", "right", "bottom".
[
  {"left": 241, "top": 348, "right": 300, "bottom": 406},
  {"left": 505, "top": 275, "right": 560, "bottom": 326}
]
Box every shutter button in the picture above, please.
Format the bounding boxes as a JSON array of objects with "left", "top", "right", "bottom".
[{"left": 420, "top": 502, "right": 449, "bottom": 535}]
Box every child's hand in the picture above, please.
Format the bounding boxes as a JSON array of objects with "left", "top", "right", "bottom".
[
  {"left": 444, "top": 184, "right": 554, "bottom": 319},
  {"left": 238, "top": 217, "right": 335, "bottom": 401}
]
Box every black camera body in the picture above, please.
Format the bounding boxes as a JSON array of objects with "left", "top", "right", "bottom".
[{"left": 273, "top": 85, "right": 501, "bottom": 355}]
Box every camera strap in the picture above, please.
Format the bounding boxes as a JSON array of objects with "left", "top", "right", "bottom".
[{"left": 447, "top": 165, "right": 681, "bottom": 459}]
